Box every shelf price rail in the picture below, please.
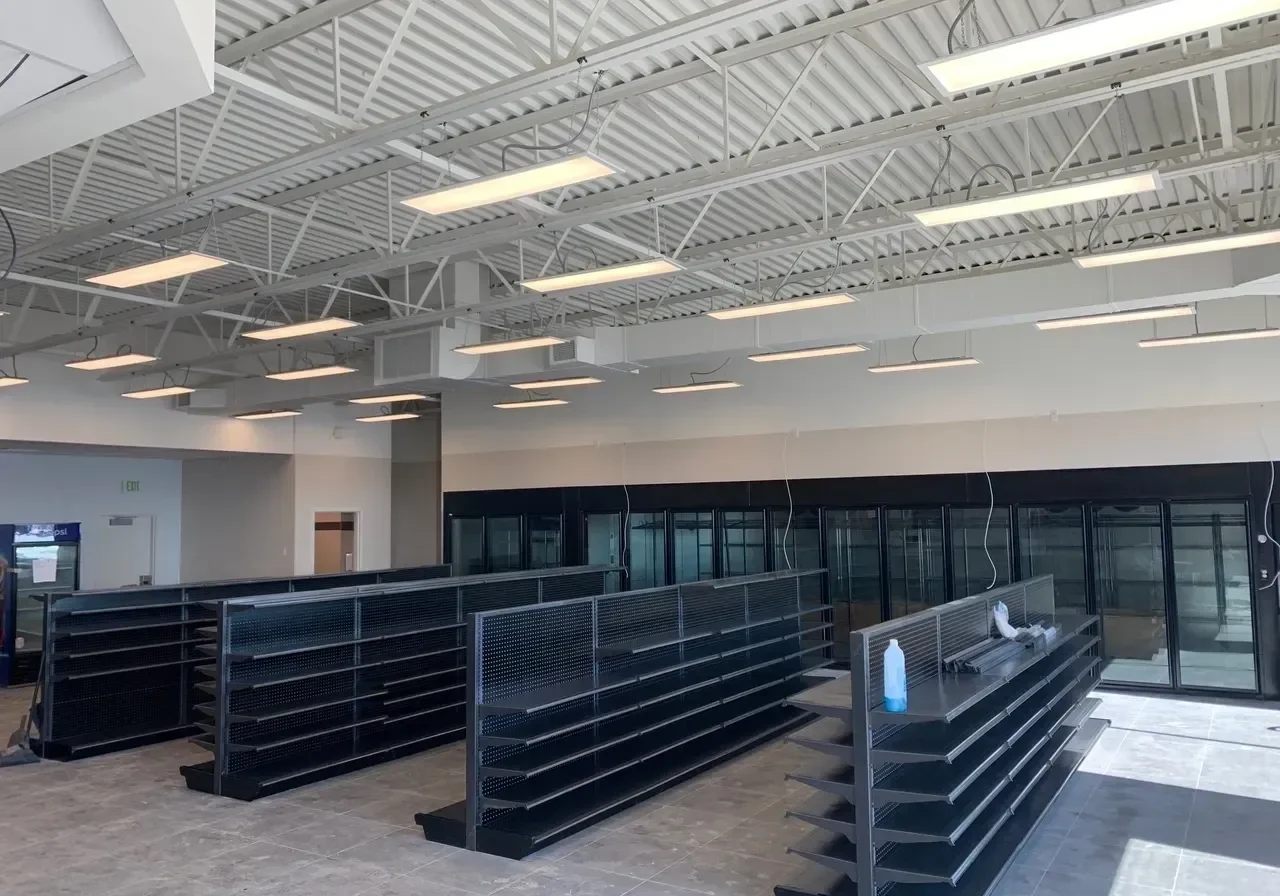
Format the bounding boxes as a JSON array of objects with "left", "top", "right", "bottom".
[
  {"left": 182, "top": 566, "right": 620, "bottom": 801},
  {"left": 33, "top": 563, "right": 452, "bottom": 761},
  {"left": 417, "top": 569, "right": 834, "bottom": 860},
  {"left": 774, "top": 575, "right": 1108, "bottom": 896}
]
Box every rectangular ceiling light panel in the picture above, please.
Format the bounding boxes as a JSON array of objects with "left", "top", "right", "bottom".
[
  {"left": 1036, "top": 306, "right": 1196, "bottom": 329},
  {"left": 493, "top": 398, "right": 570, "bottom": 409},
  {"left": 508, "top": 376, "right": 603, "bottom": 389},
  {"left": 401, "top": 153, "right": 618, "bottom": 215},
  {"left": 454, "top": 335, "right": 565, "bottom": 355},
  {"left": 923, "top": 0, "right": 1280, "bottom": 94},
  {"left": 242, "top": 318, "right": 361, "bottom": 340},
  {"left": 349, "top": 393, "right": 428, "bottom": 404},
  {"left": 1138, "top": 328, "right": 1280, "bottom": 347},
  {"left": 652, "top": 380, "right": 742, "bottom": 394},
  {"left": 86, "top": 253, "right": 228, "bottom": 288},
  {"left": 357, "top": 412, "right": 421, "bottom": 422},
  {"left": 65, "top": 352, "right": 158, "bottom": 371},
  {"left": 1075, "top": 229, "right": 1280, "bottom": 267},
  {"left": 912, "top": 172, "right": 1161, "bottom": 227},
  {"left": 0, "top": 377, "right": 28, "bottom": 387},
  {"left": 708, "top": 293, "right": 856, "bottom": 320},
  {"left": 235, "top": 410, "right": 302, "bottom": 420},
  {"left": 265, "top": 365, "right": 356, "bottom": 381},
  {"left": 519, "top": 259, "right": 681, "bottom": 293},
  {"left": 867, "top": 357, "right": 981, "bottom": 373},
  {"left": 748, "top": 343, "right": 868, "bottom": 362},
  {"left": 122, "top": 385, "right": 195, "bottom": 399}
]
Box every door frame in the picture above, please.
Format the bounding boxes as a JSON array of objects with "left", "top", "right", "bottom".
[{"left": 311, "top": 509, "right": 360, "bottom": 574}]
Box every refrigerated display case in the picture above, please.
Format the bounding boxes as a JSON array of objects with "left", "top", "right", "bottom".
[{"left": 2, "top": 523, "right": 81, "bottom": 686}]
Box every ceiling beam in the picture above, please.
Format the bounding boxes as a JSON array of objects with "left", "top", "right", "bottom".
[
  {"left": 215, "top": 0, "right": 385, "bottom": 65},
  {"left": 19, "top": 0, "right": 863, "bottom": 262}
]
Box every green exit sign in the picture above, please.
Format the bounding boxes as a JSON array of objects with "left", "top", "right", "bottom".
[{"left": 122, "top": 480, "right": 141, "bottom": 493}]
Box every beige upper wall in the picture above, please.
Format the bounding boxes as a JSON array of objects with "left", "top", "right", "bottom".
[
  {"left": 292, "top": 454, "right": 393, "bottom": 575},
  {"left": 180, "top": 455, "right": 295, "bottom": 581},
  {"left": 442, "top": 319, "right": 1280, "bottom": 491}
]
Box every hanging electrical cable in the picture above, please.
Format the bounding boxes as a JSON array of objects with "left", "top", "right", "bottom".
[
  {"left": 946, "top": 0, "right": 980, "bottom": 54},
  {"left": 781, "top": 432, "right": 794, "bottom": 571},
  {"left": 688, "top": 357, "right": 730, "bottom": 384},
  {"left": 981, "top": 419, "right": 997, "bottom": 590},
  {"left": 1259, "top": 425, "right": 1280, "bottom": 591},
  {"left": 0, "top": 203, "right": 15, "bottom": 285},
  {"left": 500, "top": 71, "right": 606, "bottom": 171}
]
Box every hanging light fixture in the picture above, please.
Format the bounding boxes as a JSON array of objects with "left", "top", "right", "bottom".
[{"left": 86, "top": 253, "right": 228, "bottom": 288}]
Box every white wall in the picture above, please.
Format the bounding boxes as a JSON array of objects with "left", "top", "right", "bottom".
[
  {"left": 443, "top": 318, "right": 1280, "bottom": 490},
  {"left": 292, "top": 455, "right": 392, "bottom": 575},
  {"left": 0, "top": 352, "right": 394, "bottom": 458},
  {"left": 0, "top": 453, "right": 181, "bottom": 585},
  {"left": 180, "top": 455, "right": 295, "bottom": 581}
]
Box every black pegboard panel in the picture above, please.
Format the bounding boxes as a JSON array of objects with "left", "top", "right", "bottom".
[
  {"left": 185, "top": 566, "right": 617, "bottom": 800},
  {"left": 449, "top": 570, "right": 830, "bottom": 858},
  {"left": 35, "top": 563, "right": 451, "bottom": 761}
]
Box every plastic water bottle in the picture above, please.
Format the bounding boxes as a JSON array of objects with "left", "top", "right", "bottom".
[{"left": 884, "top": 638, "right": 907, "bottom": 713}]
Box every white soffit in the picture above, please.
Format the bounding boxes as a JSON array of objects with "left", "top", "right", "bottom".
[{"left": 0, "top": 0, "right": 214, "bottom": 172}]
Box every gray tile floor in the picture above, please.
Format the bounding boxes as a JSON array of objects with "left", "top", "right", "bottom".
[{"left": 0, "top": 687, "right": 1277, "bottom": 896}]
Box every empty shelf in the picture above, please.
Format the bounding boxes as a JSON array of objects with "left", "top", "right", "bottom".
[
  {"left": 872, "top": 656, "right": 1097, "bottom": 806},
  {"left": 54, "top": 657, "right": 206, "bottom": 681},
  {"left": 788, "top": 674, "right": 853, "bottom": 724},
  {"left": 53, "top": 616, "right": 190, "bottom": 637},
  {"left": 226, "top": 618, "right": 463, "bottom": 660},
  {"left": 787, "top": 792, "right": 858, "bottom": 841},
  {"left": 471, "top": 705, "right": 806, "bottom": 858},
  {"left": 52, "top": 637, "right": 205, "bottom": 660},
  {"left": 226, "top": 715, "right": 388, "bottom": 752},
  {"left": 227, "top": 689, "right": 387, "bottom": 723},
  {"left": 787, "top": 828, "right": 859, "bottom": 879},
  {"left": 789, "top": 716, "right": 854, "bottom": 764}
]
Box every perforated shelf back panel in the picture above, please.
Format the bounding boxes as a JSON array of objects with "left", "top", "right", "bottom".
[
  {"left": 458, "top": 570, "right": 829, "bottom": 858},
  {"left": 186, "top": 566, "right": 617, "bottom": 799}
]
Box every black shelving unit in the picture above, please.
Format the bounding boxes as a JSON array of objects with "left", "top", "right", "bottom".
[
  {"left": 32, "top": 564, "right": 451, "bottom": 761},
  {"left": 417, "top": 569, "right": 833, "bottom": 859},
  {"left": 774, "top": 575, "right": 1108, "bottom": 896},
  {"left": 182, "top": 566, "right": 618, "bottom": 801}
]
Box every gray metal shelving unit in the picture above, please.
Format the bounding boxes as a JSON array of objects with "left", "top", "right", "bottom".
[
  {"left": 775, "top": 575, "right": 1108, "bottom": 896},
  {"left": 182, "top": 566, "right": 618, "bottom": 801},
  {"left": 416, "top": 569, "right": 833, "bottom": 860},
  {"left": 32, "top": 564, "right": 451, "bottom": 761}
]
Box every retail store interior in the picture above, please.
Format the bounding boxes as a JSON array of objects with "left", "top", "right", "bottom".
[{"left": 3, "top": 1, "right": 1280, "bottom": 895}]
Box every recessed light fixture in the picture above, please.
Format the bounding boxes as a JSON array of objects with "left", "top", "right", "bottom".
[
  {"left": 493, "top": 398, "right": 570, "bottom": 409},
  {"left": 748, "top": 343, "right": 868, "bottom": 362},
  {"left": 455, "top": 335, "right": 565, "bottom": 355},
  {"left": 235, "top": 409, "right": 303, "bottom": 420},
  {"left": 652, "top": 380, "right": 742, "bottom": 394},
  {"left": 867, "top": 357, "right": 981, "bottom": 373},
  {"left": 1075, "top": 229, "right": 1280, "bottom": 268},
  {"left": 121, "top": 385, "right": 195, "bottom": 399},
  {"left": 401, "top": 152, "right": 619, "bottom": 215},
  {"left": 508, "top": 376, "right": 603, "bottom": 389},
  {"left": 923, "top": 0, "right": 1280, "bottom": 94},
  {"left": 86, "top": 253, "right": 228, "bottom": 288},
  {"left": 519, "top": 258, "right": 682, "bottom": 293},
  {"left": 708, "top": 292, "right": 856, "bottom": 320},
  {"left": 0, "top": 376, "right": 28, "bottom": 388},
  {"left": 242, "top": 318, "right": 361, "bottom": 340},
  {"left": 1138, "top": 328, "right": 1280, "bottom": 347},
  {"left": 348, "top": 393, "right": 428, "bottom": 405},
  {"left": 356, "top": 412, "right": 421, "bottom": 422},
  {"left": 265, "top": 365, "right": 356, "bottom": 381},
  {"left": 1036, "top": 307, "right": 1196, "bottom": 330},
  {"left": 65, "top": 352, "right": 158, "bottom": 371},
  {"left": 912, "top": 172, "right": 1162, "bottom": 228}
]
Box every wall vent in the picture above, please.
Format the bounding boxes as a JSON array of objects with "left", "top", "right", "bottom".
[{"left": 549, "top": 336, "right": 595, "bottom": 366}]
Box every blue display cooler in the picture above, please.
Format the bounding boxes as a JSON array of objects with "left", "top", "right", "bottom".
[{"left": 1, "top": 523, "right": 81, "bottom": 687}]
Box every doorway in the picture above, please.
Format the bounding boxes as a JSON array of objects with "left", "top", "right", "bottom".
[
  {"left": 314, "top": 512, "right": 358, "bottom": 574},
  {"left": 83, "top": 515, "right": 154, "bottom": 590}
]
